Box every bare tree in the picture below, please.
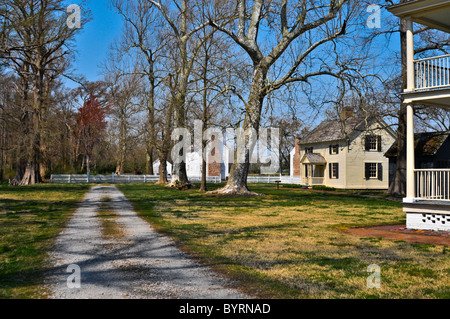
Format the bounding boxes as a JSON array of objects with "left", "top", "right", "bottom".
[
  {"left": 104, "top": 63, "right": 143, "bottom": 175},
  {"left": 149, "top": 0, "right": 218, "bottom": 187},
  {"left": 112, "top": 0, "right": 169, "bottom": 175},
  {"left": 208, "top": 0, "right": 368, "bottom": 194},
  {"left": 2, "top": 0, "right": 88, "bottom": 185},
  {"left": 416, "top": 107, "right": 450, "bottom": 132}
]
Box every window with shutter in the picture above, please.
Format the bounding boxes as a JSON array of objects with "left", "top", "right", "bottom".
[
  {"left": 378, "top": 163, "right": 383, "bottom": 181},
  {"left": 330, "top": 163, "right": 339, "bottom": 179},
  {"left": 330, "top": 145, "right": 339, "bottom": 155},
  {"left": 365, "top": 136, "right": 381, "bottom": 152},
  {"left": 365, "top": 163, "right": 383, "bottom": 180},
  {"left": 365, "top": 163, "right": 370, "bottom": 180},
  {"left": 365, "top": 136, "right": 371, "bottom": 151}
]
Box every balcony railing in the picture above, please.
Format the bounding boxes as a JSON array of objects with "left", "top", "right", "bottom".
[
  {"left": 415, "top": 169, "right": 450, "bottom": 201},
  {"left": 415, "top": 54, "right": 450, "bottom": 90}
]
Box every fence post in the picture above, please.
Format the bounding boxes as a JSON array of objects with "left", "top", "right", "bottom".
[{"left": 69, "top": 175, "right": 71, "bottom": 184}]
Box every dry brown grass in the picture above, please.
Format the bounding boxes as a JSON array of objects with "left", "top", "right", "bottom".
[
  {"left": 97, "top": 196, "right": 126, "bottom": 240},
  {"left": 119, "top": 183, "right": 450, "bottom": 299}
]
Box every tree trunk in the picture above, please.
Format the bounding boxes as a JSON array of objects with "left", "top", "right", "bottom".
[
  {"left": 146, "top": 65, "right": 156, "bottom": 176},
  {"left": 146, "top": 151, "right": 154, "bottom": 176},
  {"left": 19, "top": 99, "right": 43, "bottom": 185},
  {"left": 115, "top": 148, "right": 125, "bottom": 175},
  {"left": 19, "top": 114, "right": 42, "bottom": 185},
  {"left": 171, "top": 161, "right": 190, "bottom": 187},
  {"left": 20, "top": 162, "right": 41, "bottom": 186},
  {"left": 156, "top": 83, "right": 174, "bottom": 185},
  {"left": 169, "top": 22, "right": 191, "bottom": 188},
  {"left": 169, "top": 92, "right": 190, "bottom": 187},
  {"left": 86, "top": 154, "right": 91, "bottom": 175},
  {"left": 389, "top": 15, "right": 408, "bottom": 196},
  {"left": 12, "top": 63, "right": 44, "bottom": 186},
  {"left": 200, "top": 52, "right": 209, "bottom": 192},
  {"left": 157, "top": 156, "right": 169, "bottom": 184},
  {"left": 211, "top": 64, "right": 268, "bottom": 195},
  {"left": 11, "top": 158, "right": 27, "bottom": 186},
  {"left": 200, "top": 141, "right": 208, "bottom": 192},
  {"left": 116, "top": 110, "right": 126, "bottom": 175}
]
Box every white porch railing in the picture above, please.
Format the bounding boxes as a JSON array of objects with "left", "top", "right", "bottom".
[
  {"left": 415, "top": 169, "right": 450, "bottom": 201},
  {"left": 415, "top": 54, "right": 450, "bottom": 90}
]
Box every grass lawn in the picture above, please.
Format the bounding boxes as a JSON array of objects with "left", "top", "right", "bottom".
[
  {"left": 0, "top": 183, "right": 91, "bottom": 299},
  {"left": 118, "top": 183, "right": 450, "bottom": 299}
]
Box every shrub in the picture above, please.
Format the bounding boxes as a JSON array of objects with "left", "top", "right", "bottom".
[{"left": 312, "top": 185, "right": 336, "bottom": 191}]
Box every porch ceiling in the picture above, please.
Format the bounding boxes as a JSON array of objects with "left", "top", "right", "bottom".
[
  {"left": 388, "top": 0, "right": 450, "bottom": 33},
  {"left": 403, "top": 87, "right": 450, "bottom": 108}
]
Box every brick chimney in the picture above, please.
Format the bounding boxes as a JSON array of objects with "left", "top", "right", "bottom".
[
  {"left": 340, "top": 107, "right": 354, "bottom": 120},
  {"left": 207, "top": 136, "right": 222, "bottom": 177}
]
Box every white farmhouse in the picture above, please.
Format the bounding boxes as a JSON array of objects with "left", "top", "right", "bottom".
[{"left": 291, "top": 112, "right": 396, "bottom": 190}]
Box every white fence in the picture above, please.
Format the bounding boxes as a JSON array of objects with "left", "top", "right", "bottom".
[
  {"left": 247, "top": 176, "right": 302, "bottom": 185},
  {"left": 50, "top": 174, "right": 161, "bottom": 184},
  {"left": 50, "top": 174, "right": 302, "bottom": 185},
  {"left": 415, "top": 54, "right": 450, "bottom": 90},
  {"left": 50, "top": 174, "right": 221, "bottom": 184},
  {"left": 415, "top": 169, "right": 450, "bottom": 201}
]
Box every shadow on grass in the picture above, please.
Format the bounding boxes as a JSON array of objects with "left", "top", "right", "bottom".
[{"left": 0, "top": 183, "right": 91, "bottom": 299}]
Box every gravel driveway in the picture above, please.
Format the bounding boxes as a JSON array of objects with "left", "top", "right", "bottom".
[{"left": 45, "top": 185, "right": 248, "bottom": 299}]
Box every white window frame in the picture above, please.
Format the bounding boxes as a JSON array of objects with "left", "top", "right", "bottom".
[
  {"left": 331, "top": 163, "right": 339, "bottom": 179},
  {"left": 368, "top": 163, "right": 378, "bottom": 179},
  {"left": 330, "top": 145, "right": 339, "bottom": 155},
  {"left": 365, "top": 162, "right": 384, "bottom": 181},
  {"left": 367, "top": 136, "right": 379, "bottom": 152}
]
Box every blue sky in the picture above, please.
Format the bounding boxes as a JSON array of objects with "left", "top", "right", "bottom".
[
  {"left": 64, "top": 1, "right": 402, "bottom": 103},
  {"left": 66, "top": 0, "right": 123, "bottom": 88}
]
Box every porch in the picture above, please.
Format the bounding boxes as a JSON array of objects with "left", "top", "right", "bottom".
[
  {"left": 388, "top": 0, "right": 450, "bottom": 231},
  {"left": 301, "top": 153, "right": 326, "bottom": 187}
]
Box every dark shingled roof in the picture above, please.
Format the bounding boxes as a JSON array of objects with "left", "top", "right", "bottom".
[
  {"left": 299, "top": 116, "right": 373, "bottom": 145},
  {"left": 385, "top": 132, "right": 450, "bottom": 158},
  {"left": 303, "top": 153, "right": 327, "bottom": 164}
]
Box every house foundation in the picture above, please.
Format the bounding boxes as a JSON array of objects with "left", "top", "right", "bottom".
[{"left": 405, "top": 201, "right": 450, "bottom": 232}]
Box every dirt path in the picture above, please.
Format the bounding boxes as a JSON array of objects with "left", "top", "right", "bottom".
[{"left": 45, "top": 185, "right": 248, "bottom": 299}]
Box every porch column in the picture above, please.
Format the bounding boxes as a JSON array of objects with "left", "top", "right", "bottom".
[
  {"left": 404, "top": 18, "right": 416, "bottom": 202},
  {"left": 406, "top": 18, "right": 415, "bottom": 92},
  {"left": 405, "top": 103, "right": 415, "bottom": 202}
]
